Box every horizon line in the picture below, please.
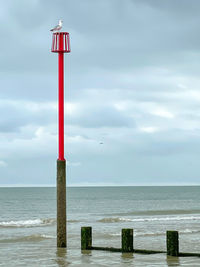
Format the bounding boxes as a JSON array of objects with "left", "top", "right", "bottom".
[{"left": 1, "top": 183, "right": 200, "bottom": 188}]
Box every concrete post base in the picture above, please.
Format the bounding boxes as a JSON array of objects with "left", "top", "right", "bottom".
[{"left": 57, "top": 159, "right": 66, "bottom": 247}]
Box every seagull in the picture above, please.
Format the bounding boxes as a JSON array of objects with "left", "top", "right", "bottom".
[{"left": 50, "top": 20, "right": 63, "bottom": 32}]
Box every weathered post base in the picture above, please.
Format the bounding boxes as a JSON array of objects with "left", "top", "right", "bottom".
[{"left": 57, "top": 159, "right": 66, "bottom": 247}]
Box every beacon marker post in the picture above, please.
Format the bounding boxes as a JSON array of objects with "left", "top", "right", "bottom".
[{"left": 51, "top": 31, "right": 71, "bottom": 247}]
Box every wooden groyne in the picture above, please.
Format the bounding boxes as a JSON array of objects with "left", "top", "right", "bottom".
[{"left": 81, "top": 227, "right": 200, "bottom": 257}]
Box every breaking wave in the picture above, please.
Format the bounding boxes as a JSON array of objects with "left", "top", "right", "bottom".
[
  {"left": 0, "top": 218, "right": 80, "bottom": 228},
  {"left": 0, "top": 218, "right": 55, "bottom": 228},
  {"left": 100, "top": 229, "right": 200, "bottom": 239},
  {"left": 98, "top": 217, "right": 132, "bottom": 223},
  {"left": 106, "top": 209, "right": 200, "bottom": 217},
  {"left": 97, "top": 215, "right": 200, "bottom": 223}
]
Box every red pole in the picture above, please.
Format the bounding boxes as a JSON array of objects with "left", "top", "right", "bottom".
[{"left": 58, "top": 33, "right": 65, "bottom": 160}]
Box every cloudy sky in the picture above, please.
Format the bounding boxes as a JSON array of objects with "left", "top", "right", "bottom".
[{"left": 1, "top": 0, "right": 200, "bottom": 186}]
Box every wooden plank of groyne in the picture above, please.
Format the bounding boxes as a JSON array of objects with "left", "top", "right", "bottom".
[
  {"left": 91, "top": 247, "right": 165, "bottom": 254},
  {"left": 179, "top": 252, "right": 200, "bottom": 257},
  {"left": 122, "top": 229, "right": 133, "bottom": 252},
  {"left": 81, "top": 226, "right": 92, "bottom": 250},
  {"left": 166, "top": 231, "right": 179, "bottom": 256},
  {"left": 134, "top": 249, "right": 165, "bottom": 254},
  {"left": 91, "top": 246, "right": 122, "bottom": 252}
]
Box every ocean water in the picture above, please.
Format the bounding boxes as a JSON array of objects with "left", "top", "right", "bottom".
[{"left": 1, "top": 186, "right": 200, "bottom": 266}]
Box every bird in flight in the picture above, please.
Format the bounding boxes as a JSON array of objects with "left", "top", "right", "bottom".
[{"left": 50, "top": 20, "right": 63, "bottom": 32}]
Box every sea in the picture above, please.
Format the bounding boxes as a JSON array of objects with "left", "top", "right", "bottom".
[{"left": 1, "top": 186, "right": 200, "bottom": 266}]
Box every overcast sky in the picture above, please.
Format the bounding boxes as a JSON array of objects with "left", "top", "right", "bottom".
[{"left": 1, "top": 0, "right": 200, "bottom": 186}]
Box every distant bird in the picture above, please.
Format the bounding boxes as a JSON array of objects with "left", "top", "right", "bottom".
[
  {"left": 99, "top": 142, "right": 104, "bottom": 145},
  {"left": 50, "top": 20, "right": 63, "bottom": 32}
]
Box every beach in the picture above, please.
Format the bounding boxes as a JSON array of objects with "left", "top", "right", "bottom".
[{"left": 1, "top": 186, "right": 200, "bottom": 266}]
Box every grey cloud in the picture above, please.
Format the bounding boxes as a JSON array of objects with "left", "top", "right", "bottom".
[
  {"left": 0, "top": 101, "right": 57, "bottom": 133},
  {"left": 1, "top": 0, "right": 200, "bottom": 75},
  {"left": 69, "top": 105, "right": 135, "bottom": 128}
]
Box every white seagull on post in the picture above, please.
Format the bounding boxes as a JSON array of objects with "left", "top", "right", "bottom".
[{"left": 50, "top": 20, "right": 63, "bottom": 32}]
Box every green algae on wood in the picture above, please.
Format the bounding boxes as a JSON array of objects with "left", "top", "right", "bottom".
[
  {"left": 121, "top": 229, "right": 133, "bottom": 252},
  {"left": 81, "top": 226, "right": 92, "bottom": 250},
  {"left": 166, "top": 231, "right": 179, "bottom": 256}
]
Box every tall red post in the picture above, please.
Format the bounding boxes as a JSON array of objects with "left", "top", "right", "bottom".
[
  {"left": 51, "top": 32, "right": 70, "bottom": 248},
  {"left": 58, "top": 33, "right": 64, "bottom": 160}
]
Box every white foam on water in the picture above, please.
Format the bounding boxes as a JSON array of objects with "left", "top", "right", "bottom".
[
  {"left": 0, "top": 218, "right": 55, "bottom": 228},
  {"left": 98, "top": 215, "right": 200, "bottom": 223}
]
